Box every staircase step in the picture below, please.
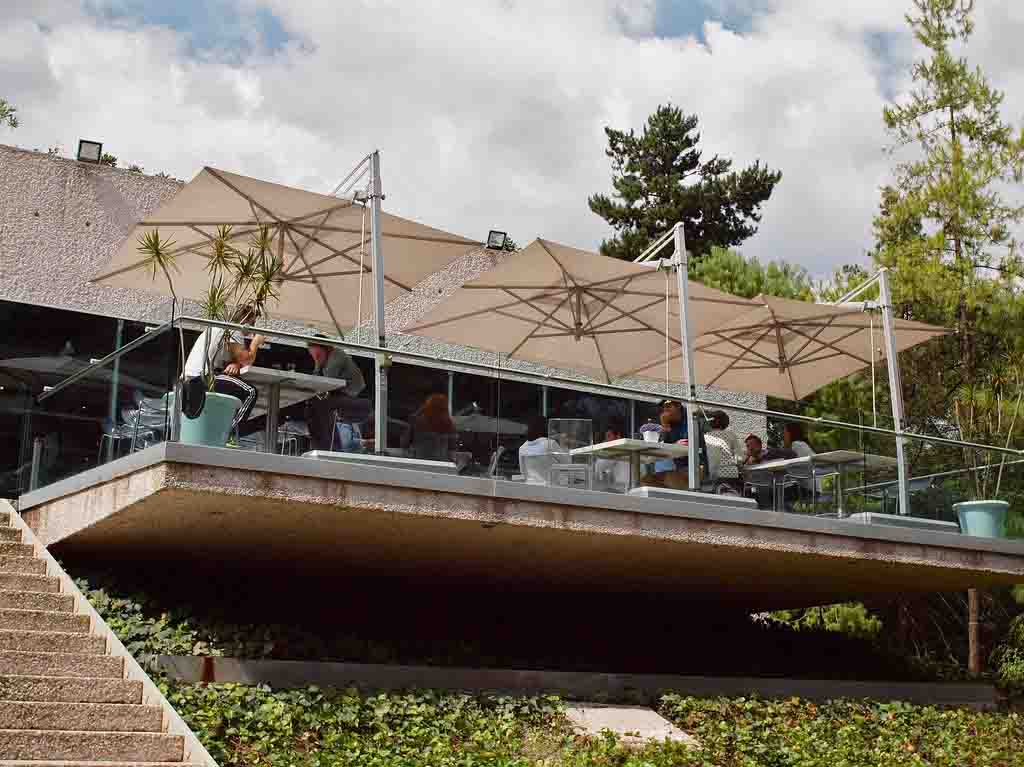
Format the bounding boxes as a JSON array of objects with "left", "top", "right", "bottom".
[
  {"left": 0, "top": 531, "right": 20, "bottom": 544},
  {"left": 0, "top": 610, "right": 89, "bottom": 633},
  {"left": 0, "top": 591, "right": 74, "bottom": 613},
  {"left": 0, "top": 676, "right": 141, "bottom": 704},
  {"left": 0, "top": 631, "right": 103, "bottom": 655},
  {"left": 0, "top": 576, "right": 58, "bottom": 595},
  {"left": 0, "top": 651, "right": 122, "bottom": 679},
  {"left": 0, "top": 560, "right": 44, "bottom": 577},
  {"left": 0, "top": 701, "right": 163, "bottom": 733},
  {"left": 0, "top": 730, "right": 184, "bottom": 761},
  {"left": 0, "top": 762, "right": 204, "bottom": 766},
  {"left": 0, "top": 547, "right": 32, "bottom": 561}
]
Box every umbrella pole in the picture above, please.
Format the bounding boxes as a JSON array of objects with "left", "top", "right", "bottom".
[
  {"left": 672, "top": 224, "right": 700, "bottom": 491},
  {"left": 878, "top": 268, "right": 910, "bottom": 515},
  {"left": 370, "top": 150, "right": 388, "bottom": 453}
]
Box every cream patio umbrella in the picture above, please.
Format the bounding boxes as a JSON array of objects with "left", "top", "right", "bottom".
[
  {"left": 404, "top": 238, "right": 758, "bottom": 383},
  {"left": 92, "top": 166, "right": 482, "bottom": 334},
  {"left": 624, "top": 294, "right": 950, "bottom": 400}
]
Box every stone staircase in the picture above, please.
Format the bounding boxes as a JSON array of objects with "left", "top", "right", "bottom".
[{"left": 0, "top": 501, "right": 215, "bottom": 766}]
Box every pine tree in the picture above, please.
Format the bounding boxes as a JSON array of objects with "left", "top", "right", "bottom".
[
  {"left": 589, "top": 104, "right": 781, "bottom": 261},
  {"left": 0, "top": 98, "right": 18, "bottom": 129}
]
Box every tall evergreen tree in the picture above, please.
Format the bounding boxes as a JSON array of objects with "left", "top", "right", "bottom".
[
  {"left": 875, "top": 0, "right": 1024, "bottom": 678},
  {"left": 589, "top": 104, "right": 781, "bottom": 261}
]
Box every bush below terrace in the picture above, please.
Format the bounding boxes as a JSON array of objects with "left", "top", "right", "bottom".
[
  {"left": 72, "top": 566, "right": 939, "bottom": 682},
  {"left": 163, "top": 683, "right": 1024, "bottom": 767}
]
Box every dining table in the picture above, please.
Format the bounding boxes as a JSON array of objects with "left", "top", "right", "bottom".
[
  {"left": 239, "top": 366, "right": 347, "bottom": 453},
  {"left": 570, "top": 437, "right": 689, "bottom": 491}
]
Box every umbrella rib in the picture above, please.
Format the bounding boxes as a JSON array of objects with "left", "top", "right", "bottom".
[
  {"left": 699, "top": 329, "right": 779, "bottom": 367},
  {"left": 764, "top": 302, "right": 800, "bottom": 401},
  {"left": 289, "top": 240, "right": 368, "bottom": 276},
  {"left": 204, "top": 167, "right": 411, "bottom": 292},
  {"left": 586, "top": 295, "right": 667, "bottom": 333},
  {"left": 501, "top": 288, "right": 575, "bottom": 333},
  {"left": 290, "top": 226, "right": 412, "bottom": 292},
  {"left": 784, "top": 325, "right": 872, "bottom": 366},
  {"left": 577, "top": 276, "right": 637, "bottom": 331},
  {"left": 283, "top": 210, "right": 334, "bottom": 275},
  {"left": 706, "top": 326, "right": 778, "bottom": 389},
  {"left": 281, "top": 227, "right": 345, "bottom": 336},
  {"left": 580, "top": 289, "right": 682, "bottom": 346},
  {"left": 576, "top": 287, "right": 612, "bottom": 383},
  {"left": 507, "top": 292, "right": 575, "bottom": 358},
  {"left": 406, "top": 289, "right": 568, "bottom": 333}
]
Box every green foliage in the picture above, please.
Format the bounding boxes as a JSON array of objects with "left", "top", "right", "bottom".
[
  {"left": 0, "top": 98, "right": 18, "bottom": 129},
  {"left": 770, "top": 603, "right": 883, "bottom": 641},
  {"left": 589, "top": 104, "right": 781, "bottom": 261},
  {"left": 74, "top": 577, "right": 219, "bottom": 667},
  {"left": 992, "top": 613, "right": 1024, "bottom": 695},
  {"left": 690, "top": 246, "right": 814, "bottom": 301},
  {"left": 660, "top": 695, "right": 1024, "bottom": 767},
  {"left": 164, "top": 684, "right": 564, "bottom": 767},
  {"left": 100, "top": 152, "right": 118, "bottom": 167}
]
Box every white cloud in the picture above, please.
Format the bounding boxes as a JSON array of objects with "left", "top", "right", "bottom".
[{"left": 2, "top": 0, "right": 1023, "bottom": 278}]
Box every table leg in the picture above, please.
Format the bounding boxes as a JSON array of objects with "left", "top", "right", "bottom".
[
  {"left": 630, "top": 453, "right": 641, "bottom": 491},
  {"left": 772, "top": 473, "right": 780, "bottom": 512},
  {"left": 265, "top": 382, "right": 281, "bottom": 453}
]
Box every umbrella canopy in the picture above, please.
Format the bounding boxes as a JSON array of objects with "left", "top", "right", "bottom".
[
  {"left": 92, "top": 167, "right": 482, "bottom": 333},
  {"left": 625, "top": 294, "right": 949, "bottom": 400},
  {"left": 405, "top": 238, "right": 758, "bottom": 383}
]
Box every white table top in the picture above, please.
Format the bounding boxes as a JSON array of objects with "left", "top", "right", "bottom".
[
  {"left": 571, "top": 437, "right": 689, "bottom": 460},
  {"left": 240, "top": 366, "right": 346, "bottom": 394},
  {"left": 743, "top": 450, "right": 898, "bottom": 475}
]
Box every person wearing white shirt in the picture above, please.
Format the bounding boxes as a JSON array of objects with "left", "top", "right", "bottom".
[
  {"left": 518, "top": 417, "right": 566, "bottom": 484},
  {"left": 783, "top": 422, "right": 817, "bottom": 495},
  {"left": 183, "top": 306, "right": 264, "bottom": 434},
  {"left": 704, "top": 410, "right": 742, "bottom": 484}
]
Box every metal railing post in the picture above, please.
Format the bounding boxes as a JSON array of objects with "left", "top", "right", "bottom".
[
  {"left": 369, "top": 150, "right": 388, "bottom": 453},
  {"left": 878, "top": 268, "right": 910, "bottom": 515},
  {"left": 673, "top": 224, "right": 700, "bottom": 490},
  {"left": 29, "top": 437, "right": 44, "bottom": 492}
]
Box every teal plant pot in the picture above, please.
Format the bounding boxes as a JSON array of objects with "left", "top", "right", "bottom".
[
  {"left": 953, "top": 500, "right": 1008, "bottom": 538},
  {"left": 179, "top": 392, "right": 241, "bottom": 447}
]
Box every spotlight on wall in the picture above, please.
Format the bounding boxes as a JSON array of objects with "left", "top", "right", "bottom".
[
  {"left": 486, "top": 230, "right": 508, "bottom": 250},
  {"left": 76, "top": 139, "right": 103, "bottom": 164}
]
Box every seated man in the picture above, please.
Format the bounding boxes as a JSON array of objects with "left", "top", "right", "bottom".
[
  {"left": 182, "top": 305, "right": 263, "bottom": 436},
  {"left": 305, "top": 333, "right": 372, "bottom": 452},
  {"left": 518, "top": 416, "right": 565, "bottom": 484},
  {"left": 642, "top": 399, "right": 690, "bottom": 489}
]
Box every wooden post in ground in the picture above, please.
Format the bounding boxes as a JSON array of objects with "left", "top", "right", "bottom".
[{"left": 968, "top": 588, "right": 981, "bottom": 676}]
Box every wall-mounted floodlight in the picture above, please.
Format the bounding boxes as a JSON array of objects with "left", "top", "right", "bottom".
[
  {"left": 76, "top": 139, "right": 103, "bottom": 164},
  {"left": 486, "top": 230, "right": 508, "bottom": 250}
]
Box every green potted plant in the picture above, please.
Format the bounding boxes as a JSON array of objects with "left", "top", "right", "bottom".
[
  {"left": 137, "top": 224, "right": 282, "bottom": 446},
  {"left": 951, "top": 355, "right": 1024, "bottom": 538}
]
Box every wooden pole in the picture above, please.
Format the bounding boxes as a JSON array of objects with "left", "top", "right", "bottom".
[{"left": 968, "top": 588, "right": 981, "bottom": 676}]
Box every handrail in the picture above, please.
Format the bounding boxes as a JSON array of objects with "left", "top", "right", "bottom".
[
  {"left": 845, "top": 458, "right": 1024, "bottom": 495},
  {"left": 35, "top": 320, "right": 173, "bottom": 403},
  {"left": 30, "top": 313, "right": 1024, "bottom": 460}
]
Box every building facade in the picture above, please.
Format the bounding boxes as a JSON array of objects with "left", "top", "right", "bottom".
[{"left": 0, "top": 144, "right": 765, "bottom": 495}]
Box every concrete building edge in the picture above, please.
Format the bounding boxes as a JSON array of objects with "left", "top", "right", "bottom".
[
  {"left": 19, "top": 442, "right": 1024, "bottom": 560},
  {"left": 156, "top": 656, "right": 1001, "bottom": 711},
  {"left": 2, "top": 500, "right": 218, "bottom": 766}
]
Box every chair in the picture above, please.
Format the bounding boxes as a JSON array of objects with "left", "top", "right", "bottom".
[
  {"left": 547, "top": 419, "right": 593, "bottom": 490},
  {"left": 519, "top": 451, "right": 565, "bottom": 484}
]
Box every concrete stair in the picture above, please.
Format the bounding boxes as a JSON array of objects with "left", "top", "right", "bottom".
[{"left": 0, "top": 507, "right": 213, "bottom": 765}]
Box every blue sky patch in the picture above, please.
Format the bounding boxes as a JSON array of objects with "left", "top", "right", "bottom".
[
  {"left": 85, "top": 0, "right": 291, "bottom": 58},
  {"left": 654, "top": 0, "right": 759, "bottom": 41}
]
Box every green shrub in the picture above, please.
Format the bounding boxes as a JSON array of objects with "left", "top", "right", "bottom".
[
  {"left": 992, "top": 613, "right": 1024, "bottom": 695},
  {"left": 659, "top": 695, "right": 1024, "bottom": 767}
]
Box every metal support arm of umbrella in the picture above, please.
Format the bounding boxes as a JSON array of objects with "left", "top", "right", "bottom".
[{"left": 369, "top": 150, "right": 388, "bottom": 452}]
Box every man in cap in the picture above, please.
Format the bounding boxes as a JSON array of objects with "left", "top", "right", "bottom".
[{"left": 305, "top": 332, "right": 371, "bottom": 451}]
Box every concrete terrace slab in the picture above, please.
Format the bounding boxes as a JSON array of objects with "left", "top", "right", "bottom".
[{"left": 18, "top": 443, "right": 1024, "bottom": 609}]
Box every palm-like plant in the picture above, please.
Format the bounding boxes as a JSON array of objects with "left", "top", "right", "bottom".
[{"left": 137, "top": 225, "right": 284, "bottom": 389}]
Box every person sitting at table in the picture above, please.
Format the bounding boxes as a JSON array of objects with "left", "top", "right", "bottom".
[
  {"left": 782, "top": 422, "right": 817, "bottom": 503},
  {"left": 410, "top": 393, "right": 457, "bottom": 460},
  {"left": 594, "top": 420, "right": 630, "bottom": 491},
  {"left": 642, "top": 399, "right": 690, "bottom": 490},
  {"left": 704, "top": 409, "right": 742, "bottom": 492},
  {"left": 304, "top": 333, "right": 371, "bottom": 452},
  {"left": 518, "top": 416, "right": 565, "bottom": 484},
  {"left": 182, "top": 304, "right": 263, "bottom": 436},
  {"left": 742, "top": 433, "right": 764, "bottom": 466}
]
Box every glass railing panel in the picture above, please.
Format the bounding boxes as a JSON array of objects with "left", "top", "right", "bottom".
[{"left": 17, "top": 323, "right": 176, "bottom": 492}]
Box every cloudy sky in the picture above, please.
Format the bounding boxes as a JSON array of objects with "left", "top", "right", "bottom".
[{"left": 3, "top": 0, "right": 1023, "bottom": 276}]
